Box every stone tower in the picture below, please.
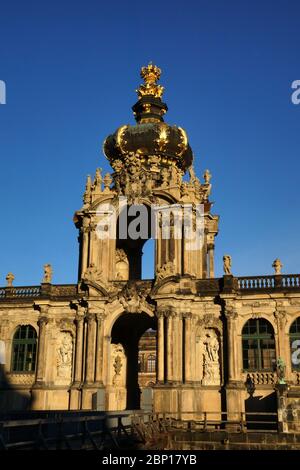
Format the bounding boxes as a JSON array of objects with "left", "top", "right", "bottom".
[{"left": 73, "top": 64, "right": 220, "bottom": 412}]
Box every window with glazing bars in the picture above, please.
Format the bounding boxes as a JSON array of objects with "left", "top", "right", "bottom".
[
  {"left": 11, "top": 325, "right": 37, "bottom": 372},
  {"left": 290, "top": 317, "right": 300, "bottom": 371},
  {"left": 242, "top": 319, "right": 275, "bottom": 371}
]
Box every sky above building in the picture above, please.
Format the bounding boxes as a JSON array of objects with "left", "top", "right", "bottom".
[{"left": 0, "top": 0, "right": 299, "bottom": 284}]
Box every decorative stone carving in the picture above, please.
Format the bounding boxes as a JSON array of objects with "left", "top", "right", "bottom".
[
  {"left": 156, "top": 261, "right": 176, "bottom": 281},
  {"left": 111, "top": 343, "right": 126, "bottom": 386},
  {"left": 103, "top": 173, "right": 113, "bottom": 193},
  {"left": 272, "top": 258, "right": 283, "bottom": 275},
  {"left": 276, "top": 357, "right": 286, "bottom": 384},
  {"left": 242, "top": 301, "right": 270, "bottom": 307},
  {"left": 8, "top": 373, "right": 35, "bottom": 385},
  {"left": 57, "top": 332, "right": 73, "bottom": 381},
  {"left": 58, "top": 318, "right": 76, "bottom": 335},
  {"left": 83, "top": 263, "right": 103, "bottom": 283},
  {"left": 223, "top": 255, "right": 232, "bottom": 275},
  {"left": 93, "top": 167, "right": 102, "bottom": 191},
  {"left": 5, "top": 273, "right": 14, "bottom": 287},
  {"left": 115, "top": 249, "right": 129, "bottom": 280},
  {"left": 42, "top": 264, "right": 52, "bottom": 283},
  {"left": 203, "top": 169, "right": 211, "bottom": 184},
  {"left": 274, "top": 310, "right": 287, "bottom": 328},
  {"left": 201, "top": 329, "right": 220, "bottom": 386},
  {"left": 83, "top": 175, "right": 92, "bottom": 206},
  {"left": 198, "top": 313, "right": 223, "bottom": 332},
  {"left": 119, "top": 282, "right": 153, "bottom": 314}
]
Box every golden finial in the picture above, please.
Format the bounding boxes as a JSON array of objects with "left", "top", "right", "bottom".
[{"left": 137, "top": 63, "right": 164, "bottom": 99}]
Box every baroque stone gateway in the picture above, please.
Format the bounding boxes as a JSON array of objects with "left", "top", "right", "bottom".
[{"left": 0, "top": 65, "right": 300, "bottom": 432}]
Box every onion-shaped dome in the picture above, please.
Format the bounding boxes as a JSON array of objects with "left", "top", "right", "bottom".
[{"left": 103, "top": 64, "right": 193, "bottom": 172}]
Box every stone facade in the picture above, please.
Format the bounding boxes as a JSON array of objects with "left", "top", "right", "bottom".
[{"left": 0, "top": 65, "right": 300, "bottom": 430}]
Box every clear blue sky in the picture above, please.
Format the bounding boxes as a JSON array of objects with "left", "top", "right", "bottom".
[{"left": 0, "top": 0, "right": 299, "bottom": 285}]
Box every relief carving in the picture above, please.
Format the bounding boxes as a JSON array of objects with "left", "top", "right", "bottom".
[
  {"left": 57, "top": 332, "right": 73, "bottom": 381},
  {"left": 156, "top": 261, "right": 176, "bottom": 281},
  {"left": 201, "top": 329, "right": 221, "bottom": 386},
  {"left": 115, "top": 249, "right": 129, "bottom": 281},
  {"left": 111, "top": 343, "right": 126, "bottom": 386}
]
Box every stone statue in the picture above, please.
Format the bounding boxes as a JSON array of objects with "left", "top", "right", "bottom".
[
  {"left": 43, "top": 264, "right": 52, "bottom": 283},
  {"left": 5, "top": 272, "right": 14, "bottom": 287},
  {"left": 202, "top": 330, "right": 220, "bottom": 386},
  {"left": 83, "top": 175, "right": 92, "bottom": 205},
  {"left": 57, "top": 333, "right": 73, "bottom": 379},
  {"left": 203, "top": 169, "right": 212, "bottom": 184},
  {"left": 273, "top": 258, "right": 283, "bottom": 275},
  {"left": 202, "top": 169, "right": 212, "bottom": 201},
  {"left": 205, "top": 332, "right": 219, "bottom": 362},
  {"left": 156, "top": 261, "right": 176, "bottom": 281},
  {"left": 111, "top": 343, "right": 125, "bottom": 386},
  {"left": 223, "top": 255, "right": 232, "bottom": 275},
  {"left": 277, "top": 357, "right": 286, "bottom": 384},
  {"left": 94, "top": 167, "right": 102, "bottom": 191},
  {"left": 103, "top": 173, "right": 113, "bottom": 192},
  {"left": 115, "top": 249, "right": 129, "bottom": 281},
  {"left": 188, "top": 165, "right": 197, "bottom": 183},
  {"left": 83, "top": 263, "right": 103, "bottom": 283}
]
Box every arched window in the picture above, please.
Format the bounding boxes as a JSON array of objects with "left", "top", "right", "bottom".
[
  {"left": 290, "top": 317, "right": 300, "bottom": 372},
  {"left": 242, "top": 319, "right": 275, "bottom": 371},
  {"left": 147, "top": 354, "right": 156, "bottom": 373},
  {"left": 11, "top": 325, "right": 37, "bottom": 372}
]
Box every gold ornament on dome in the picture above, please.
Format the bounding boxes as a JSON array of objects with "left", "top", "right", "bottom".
[{"left": 136, "top": 63, "right": 164, "bottom": 99}]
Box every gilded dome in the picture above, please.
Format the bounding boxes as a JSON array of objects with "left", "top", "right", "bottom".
[{"left": 103, "top": 64, "right": 193, "bottom": 172}]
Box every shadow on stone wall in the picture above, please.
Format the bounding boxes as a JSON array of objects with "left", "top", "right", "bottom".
[
  {"left": 245, "top": 392, "right": 277, "bottom": 430},
  {"left": 0, "top": 364, "right": 35, "bottom": 415}
]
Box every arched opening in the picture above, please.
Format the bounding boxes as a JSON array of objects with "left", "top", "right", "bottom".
[
  {"left": 289, "top": 317, "right": 300, "bottom": 371},
  {"left": 116, "top": 204, "right": 155, "bottom": 280},
  {"left": 11, "top": 325, "right": 37, "bottom": 372},
  {"left": 138, "top": 329, "right": 157, "bottom": 389},
  {"left": 242, "top": 318, "right": 275, "bottom": 371},
  {"left": 141, "top": 239, "right": 155, "bottom": 279},
  {"left": 111, "top": 313, "right": 157, "bottom": 410},
  {"left": 242, "top": 319, "right": 277, "bottom": 430}
]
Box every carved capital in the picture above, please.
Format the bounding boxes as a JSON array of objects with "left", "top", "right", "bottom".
[
  {"left": 224, "top": 307, "right": 238, "bottom": 321},
  {"left": 274, "top": 310, "right": 287, "bottom": 327},
  {"left": 86, "top": 313, "right": 96, "bottom": 324},
  {"left": 156, "top": 310, "right": 165, "bottom": 319},
  {"left": 183, "top": 312, "right": 193, "bottom": 320},
  {"left": 37, "top": 316, "right": 48, "bottom": 328},
  {"left": 34, "top": 303, "right": 50, "bottom": 316},
  {"left": 74, "top": 314, "right": 85, "bottom": 326},
  {"left": 96, "top": 310, "right": 106, "bottom": 322}
]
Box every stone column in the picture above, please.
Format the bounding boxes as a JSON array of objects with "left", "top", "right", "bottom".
[
  {"left": 85, "top": 313, "right": 97, "bottom": 384},
  {"left": 95, "top": 311, "right": 106, "bottom": 384},
  {"left": 207, "top": 243, "right": 215, "bottom": 278},
  {"left": 166, "top": 311, "right": 173, "bottom": 382},
  {"left": 81, "top": 218, "right": 90, "bottom": 277},
  {"left": 225, "top": 308, "right": 239, "bottom": 381},
  {"left": 88, "top": 222, "right": 97, "bottom": 267},
  {"left": 74, "top": 310, "right": 85, "bottom": 384},
  {"left": 173, "top": 313, "right": 183, "bottom": 383},
  {"left": 225, "top": 306, "right": 244, "bottom": 425},
  {"left": 36, "top": 311, "right": 49, "bottom": 383},
  {"left": 157, "top": 311, "right": 165, "bottom": 383},
  {"left": 274, "top": 310, "right": 289, "bottom": 375},
  {"left": 184, "top": 313, "right": 192, "bottom": 383}
]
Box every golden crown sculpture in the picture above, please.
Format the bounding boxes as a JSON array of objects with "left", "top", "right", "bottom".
[{"left": 137, "top": 63, "right": 164, "bottom": 99}]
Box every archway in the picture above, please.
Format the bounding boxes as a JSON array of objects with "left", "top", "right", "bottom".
[
  {"left": 111, "top": 312, "right": 157, "bottom": 409},
  {"left": 242, "top": 318, "right": 277, "bottom": 429},
  {"left": 116, "top": 203, "right": 155, "bottom": 280}
]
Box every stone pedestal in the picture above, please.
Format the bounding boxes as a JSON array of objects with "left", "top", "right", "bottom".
[{"left": 276, "top": 383, "right": 289, "bottom": 433}]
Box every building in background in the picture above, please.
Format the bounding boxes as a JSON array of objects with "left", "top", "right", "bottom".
[{"left": 0, "top": 65, "right": 300, "bottom": 432}]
